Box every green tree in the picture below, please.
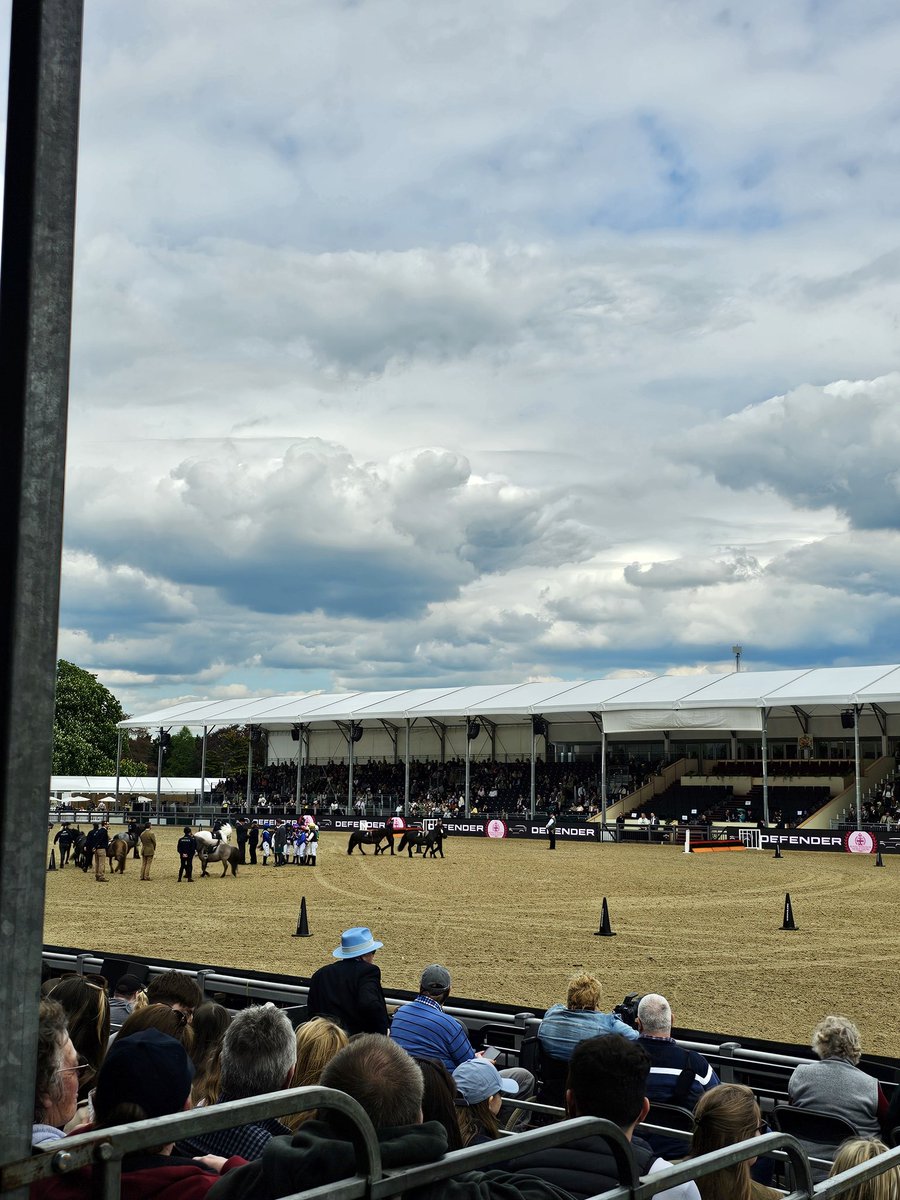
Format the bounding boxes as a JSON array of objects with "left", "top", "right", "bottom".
[
  {"left": 206, "top": 726, "right": 251, "bottom": 777},
  {"left": 166, "top": 726, "right": 201, "bottom": 776},
  {"left": 52, "top": 660, "right": 146, "bottom": 775}
]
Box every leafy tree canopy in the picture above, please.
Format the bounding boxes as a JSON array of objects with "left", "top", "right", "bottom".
[{"left": 52, "top": 660, "right": 145, "bottom": 776}]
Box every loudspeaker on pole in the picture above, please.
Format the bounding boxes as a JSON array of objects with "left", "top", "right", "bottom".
[
  {"left": 292, "top": 896, "right": 312, "bottom": 937},
  {"left": 593, "top": 896, "right": 616, "bottom": 937},
  {"left": 48, "top": 849, "right": 56, "bottom": 871},
  {"left": 780, "top": 891, "right": 798, "bottom": 931}
]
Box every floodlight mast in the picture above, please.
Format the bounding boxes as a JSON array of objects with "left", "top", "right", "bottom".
[{"left": 732, "top": 644, "right": 742, "bottom": 672}]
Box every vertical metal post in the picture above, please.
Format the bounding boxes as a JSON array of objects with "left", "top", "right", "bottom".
[
  {"left": 347, "top": 726, "right": 355, "bottom": 811},
  {"left": 294, "top": 726, "right": 302, "bottom": 816},
  {"left": 854, "top": 705, "right": 862, "bottom": 829},
  {"left": 601, "top": 728, "right": 608, "bottom": 832},
  {"left": 530, "top": 724, "right": 536, "bottom": 818},
  {"left": 464, "top": 721, "right": 471, "bottom": 817},
  {"left": 0, "top": 1, "right": 83, "bottom": 1173},
  {"left": 245, "top": 734, "right": 253, "bottom": 811},
  {"left": 199, "top": 725, "right": 207, "bottom": 808},
  {"left": 760, "top": 709, "right": 770, "bottom": 827},
  {"left": 404, "top": 719, "right": 411, "bottom": 815},
  {"left": 114, "top": 729, "right": 122, "bottom": 803},
  {"left": 155, "top": 729, "right": 164, "bottom": 819}
]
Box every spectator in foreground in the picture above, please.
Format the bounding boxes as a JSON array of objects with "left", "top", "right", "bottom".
[
  {"left": 177, "top": 1005, "right": 296, "bottom": 1160},
  {"left": 108, "top": 975, "right": 143, "bottom": 1028},
  {"left": 828, "top": 1139, "right": 900, "bottom": 1200},
  {"left": 452, "top": 1057, "right": 519, "bottom": 1146},
  {"left": 690, "top": 1084, "right": 780, "bottom": 1200},
  {"left": 190, "top": 1002, "right": 233, "bottom": 1108},
  {"left": 31, "top": 1030, "right": 247, "bottom": 1198},
  {"left": 117, "top": 1004, "right": 196, "bottom": 1057},
  {"left": 47, "top": 976, "right": 110, "bottom": 1090},
  {"left": 417, "top": 1057, "right": 464, "bottom": 1151},
  {"left": 283, "top": 1016, "right": 348, "bottom": 1131},
  {"left": 206, "top": 1034, "right": 573, "bottom": 1200},
  {"left": 513, "top": 1034, "right": 700, "bottom": 1200},
  {"left": 33, "top": 999, "right": 84, "bottom": 1147},
  {"left": 788, "top": 1016, "right": 887, "bottom": 1138},
  {"left": 636, "top": 993, "right": 719, "bottom": 1157},
  {"left": 306, "top": 927, "right": 389, "bottom": 1036},
  {"left": 146, "top": 970, "right": 203, "bottom": 1021},
  {"left": 537, "top": 973, "right": 638, "bottom": 1062}
]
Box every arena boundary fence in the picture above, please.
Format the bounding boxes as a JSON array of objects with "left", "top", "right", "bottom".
[{"left": 11, "top": 1076, "right": 900, "bottom": 1200}]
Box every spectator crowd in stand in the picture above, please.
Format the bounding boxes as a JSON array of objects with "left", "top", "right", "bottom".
[{"left": 29, "top": 939, "right": 900, "bottom": 1200}]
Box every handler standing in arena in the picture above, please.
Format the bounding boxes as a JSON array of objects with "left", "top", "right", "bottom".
[
  {"left": 545, "top": 813, "right": 557, "bottom": 850},
  {"left": 177, "top": 826, "right": 196, "bottom": 882}
]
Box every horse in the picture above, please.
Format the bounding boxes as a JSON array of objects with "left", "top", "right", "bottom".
[
  {"left": 346, "top": 824, "right": 395, "bottom": 856},
  {"left": 107, "top": 831, "right": 137, "bottom": 873},
  {"left": 72, "top": 830, "right": 89, "bottom": 871},
  {"left": 397, "top": 828, "right": 425, "bottom": 857},
  {"left": 399, "top": 826, "right": 445, "bottom": 858},
  {"left": 195, "top": 824, "right": 239, "bottom": 877}
]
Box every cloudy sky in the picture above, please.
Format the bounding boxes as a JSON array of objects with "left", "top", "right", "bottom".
[{"left": 8, "top": 0, "right": 900, "bottom": 714}]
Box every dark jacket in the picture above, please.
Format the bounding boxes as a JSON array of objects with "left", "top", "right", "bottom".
[
  {"left": 206, "top": 1119, "right": 574, "bottom": 1200},
  {"left": 30, "top": 1152, "right": 245, "bottom": 1200},
  {"left": 513, "top": 1132, "right": 655, "bottom": 1200},
  {"left": 306, "top": 957, "right": 389, "bottom": 1036}
]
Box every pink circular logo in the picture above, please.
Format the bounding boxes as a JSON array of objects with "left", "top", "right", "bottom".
[
  {"left": 486, "top": 819, "right": 507, "bottom": 839},
  {"left": 389, "top": 816, "right": 406, "bottom": 830},
  {"left": 845, "top": 830, "right": 875, "bottom": 854}
]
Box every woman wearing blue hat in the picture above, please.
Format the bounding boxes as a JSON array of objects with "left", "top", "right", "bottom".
[
  {"left": 306, "top": 927, "right": 389, "bottom": 1036},
  {"left": 452, "top": 1057, "right": 519, "bottom": 1147}
]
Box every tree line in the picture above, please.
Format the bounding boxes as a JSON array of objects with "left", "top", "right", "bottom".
[{"left": 52, "top": 660, "right": 251, "bottom": 778}]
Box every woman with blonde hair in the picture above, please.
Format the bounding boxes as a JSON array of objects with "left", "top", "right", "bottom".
[
  {"left": 829, "top": 1139, "right": 900, "bottom": 1200},
  {"left": 690, "top": 1084, "right": 779, "bottom": 1200},
  {"left": 789, "top": 1016, "right": 887, "bottom": 1138},
  {"left": 284, "top": 1017, "right": 349, "bottom": 1130},
  {"left": 537, "top": 972, "right": 638, "bottom": 1062},
  {"left": 47, "top": 976, "right": 110, "bottom": 1091}
]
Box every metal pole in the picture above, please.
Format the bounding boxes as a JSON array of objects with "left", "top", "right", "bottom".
[
  {"left": 245, "top": 734, "right": 253, "bottom": 811},
  {"left": 294, "top": 727, "right": 302, "bottom": 816},
  {"left": 0, "top": 0, "right": 83, "bottom": 1174},
  {"left": 347, "top": 726, "right": 354, "bottom": 811},
  {"left": 854, "top": 705, "right": 862, "bottom": 829},
  {"left": 199, "top": 725, "right": 207, "bottom": 808},
  {"left": 404, "top": 719, "right": 411, "bottom": 816},
  {"left": 601, "top": 729, "right": 608, "bottom": 832},
  {"left": 465, "top": 722, "right": 471, "bottom": 817},
  {"left": 114, "top": 729, "right": 122, "bottom": 804},
  {"left": 155, "top": 730, "right": 164, "bottom": 821},
  {"left": 760, "top": 710, "right": 770, "bottom": 827},
  {"left": 530, "top": 725, "right": 536, "bottom": 818}
]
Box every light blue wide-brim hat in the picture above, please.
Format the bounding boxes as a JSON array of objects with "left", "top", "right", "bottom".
[
  {"left": 332, "top": 926, "right": 384, "bottom": 959},
  {"left": 452, "top": 1057, "right": 519, "bottom": 1105}
]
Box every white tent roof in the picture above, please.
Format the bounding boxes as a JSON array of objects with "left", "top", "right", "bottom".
[
  {"left": 118, "top": 665, "right": 900, "bottom": 735},
  {"left": 50, "top": 776, "right": 222, "bottom": 795}
]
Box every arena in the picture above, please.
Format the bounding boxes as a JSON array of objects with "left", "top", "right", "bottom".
[{"left": 45, "top": 826, "right": 900, "bottom": 1056}]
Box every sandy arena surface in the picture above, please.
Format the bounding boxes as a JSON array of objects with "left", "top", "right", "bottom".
[{"left": 44, "top": 829, "right": 900, "bottom": 1057}]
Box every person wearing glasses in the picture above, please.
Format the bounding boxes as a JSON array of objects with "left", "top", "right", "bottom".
[{"left": 33, "top": 998, "right": 86, "bottom": 1146}]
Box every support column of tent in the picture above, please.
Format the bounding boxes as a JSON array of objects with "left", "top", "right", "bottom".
[
  {"left": 530, "top": 720, "right": 536, "bottom": 818},
  {"left": 464, "top": 718, "right": 472, "bottom": 817},
  {"left": 293, "top": 725, "right": 303, "bottom": 816},
  {"left": 601, "top": 728, "right": 608, "bottom": 833},
  {"left": 854, "top": 704, "right": 862, "bottom": 829},
  {"left": 114, "top": 730, "right": 122, "bottom": 804},
  {"left": 404, "top": 719, "right": 411, "bottom": 815},
  {"left": 244, "top": 730, "right": 254, "bottom": 812},
  {"left": 156, "top": 727, "right": 165, "bottom": 820},
  {"left": 347, "top": 726, "right": 354, "bottom": 811},
  {"left": 760, "top": 709, "right": 770, "bottom": 827},
  {"left": 199, "top": 726, "right": 208, "bottom": 807}
]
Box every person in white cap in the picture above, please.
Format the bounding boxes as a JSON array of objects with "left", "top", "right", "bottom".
[{"left": 306, "top": 926, "right": 388, "bottom": 1035}]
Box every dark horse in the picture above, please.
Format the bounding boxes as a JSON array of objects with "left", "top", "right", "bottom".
[
  {"left": 398, "top": 825, "right": 445, "bottom": 859},
  {"left": 346, "top": 824, "right": 395, "bottom": 855}
]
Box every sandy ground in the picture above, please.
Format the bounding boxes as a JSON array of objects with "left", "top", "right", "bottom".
[{"left": 44, "top": 829, "right": 900, "bottom": 1057}]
